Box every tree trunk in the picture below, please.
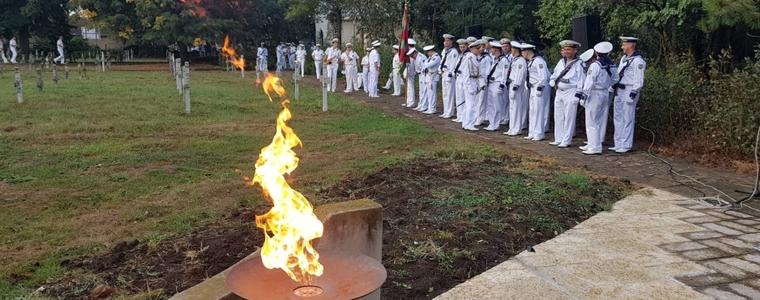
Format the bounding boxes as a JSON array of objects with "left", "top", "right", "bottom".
[{"left": 18, "top": 25, "right": 30, "bottom": 55}]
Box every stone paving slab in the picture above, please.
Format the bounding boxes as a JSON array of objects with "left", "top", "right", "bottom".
[{"left": 434, "top": 188, "right": 760, "bottom": 299}]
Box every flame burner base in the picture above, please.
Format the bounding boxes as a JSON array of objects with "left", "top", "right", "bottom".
[{"left": 226, "top": 250, "right": 386, "bottom": 300}]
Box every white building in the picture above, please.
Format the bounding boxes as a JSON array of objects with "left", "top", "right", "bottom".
[{"left": 314, "top": 13, "right": 365, "bottom": 47}]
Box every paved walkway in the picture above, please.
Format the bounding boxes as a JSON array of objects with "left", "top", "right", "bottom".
[{"left": 300, "top": 78, "right": 760, "bottom": 299}]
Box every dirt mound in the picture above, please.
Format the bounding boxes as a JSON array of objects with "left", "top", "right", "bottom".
[{"left": 44, "top": 208, "right": 263, "bottom": 298}]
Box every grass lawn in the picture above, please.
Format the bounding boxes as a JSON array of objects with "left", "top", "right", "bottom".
[
  {"left": 0, "top": 67, "right": 628, "bottom": 298},
  {"left": 0, "top": 68, "right": 462, "bottom": 295}
]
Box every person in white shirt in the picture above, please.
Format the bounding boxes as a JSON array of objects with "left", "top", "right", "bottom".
[
  {"left": 452, "top": 38, "right": 472, "bottom": 123},
  {"left": 404, "top": 48, "right": 419, "bottom": 108},
  {"left": 610, "top": 36, "right": 646, "bottom": 154},
  {"left": 324, "top": 39, "right": 341, "bottom": 92},
  {"left": 462, "top": 39, "right": 488, "bottom": 131},
  {"left": 439, "top": 34, "right": 460, "bottom": 118},
  {"left": 361, "top": 48, "right": 370, "bottom": 93},
  {"left": 483, "top": 41, "right": 507, "bottom": 131},
  {"left": 578, "top": 44, "right": 613, "bottom": 155},
  {"left": 499, "top": 39, "right": 513, "bottom": 126},
  {"left": 367, "top": 41, "right": 382, "bottom": 98},
  {"left": 384, "top": 45, "right": 403, "bottom": 96},
  {"left": 256, "top": 42, "right": 268, "bottom": 72},
  {"left": 549, "top": 40, "right": 585, "bottom": 148},
  {"left": 296, "top": 44, "right": 306, "bottom": 77},
  {"left": 53, "top": 36, "right": 65, "bottom": 64},
  {"left": 505, "top": 41, "right": 528, "bottom": 136},
  {"left": 421, "top": 45, "right": 441, "bottom": 114},
  {"left": 522, "top": 44, "right": 551, "bottom": 141},
  {"left": 341, "top": 43, "right": 360, "bottom": 93},
  {"left": 9, "top": 37, "right": 18, "bottom": 64},
  {"left": 312, "top": 44, "right": 324, "bottom": 79}
]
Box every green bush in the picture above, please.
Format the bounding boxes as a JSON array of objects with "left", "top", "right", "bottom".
[{"left": 638, "top": 49, "right": 760, "bottom": 158}]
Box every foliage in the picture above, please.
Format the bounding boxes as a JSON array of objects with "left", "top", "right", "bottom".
[{"left": 639, "top": 49, "right": 760, "bottom": 158}]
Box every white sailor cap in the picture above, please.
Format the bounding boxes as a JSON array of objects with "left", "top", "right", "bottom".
[
  {"left": 442, "top": 33, "right": 455, "bottom": 39},
  {"left": 456, "top": 38, "right": 467, "bottom": 44},
  {"left": 406, "top": 48, "right": 417, "bottom": 55},
  {"left": 466, "top": 37, "right": 477, "bottom": 43},
  {"left": 593, "top": 41, "right": 613, "bottom": 54},
  {"left": 521, "top": 43, "right": 536, "bottom": 50},
  {"left": 345, "top": 43, "right": 353, "bottom": 47},
  {"left": 619, "top": 36, "right": 638, "bottom": 43},
  {"left": 481, "top": 36, "right": 494, "bottom": 41},
  {"left": 559, "top": 40, "right": 581, "bottom": 48},
  {"left": 371, "top": 40, "right": 381, "bottom": 47},
  {"left": 331, "top": 38, "right": 339, "bottom": 43},
  {"left": 407, "top": 38, "right": 417, "bottom": 45},
  {"left": 489, "top": 41, "right": 502, "bottom": 48},
  {"left": 315, "top": 44, "right": 321, "bottom": 47},
  {"left": 509, "top": 41, "right": 521, "bottom": 48},
  {"left": 579, "top": 49, "right": 595, "bottom": 62},
  {"left": 500, "top": 38, "right": 512, "bottom": 45},
  {"left": 392, "top": 45, "right": 400, "bottom": 50},
  {"left": 423, "top": 45, "right": 435, "bottom": 51},
  {"left": 468, "top": 39, "right": 486, "bottom": 48}
]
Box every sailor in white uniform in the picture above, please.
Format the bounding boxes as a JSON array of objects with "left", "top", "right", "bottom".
[{"left": 610, "top": 36, "right": 646, "bottom": 153}]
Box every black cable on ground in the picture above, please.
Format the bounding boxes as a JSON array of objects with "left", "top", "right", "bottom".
[{"left": 638, "top": 124, "right": 760, "bottom": 214}]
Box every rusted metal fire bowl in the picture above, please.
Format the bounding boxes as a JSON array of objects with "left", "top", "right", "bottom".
[{"left": 225, "top": 250, "right": 386, "bottom": 300}]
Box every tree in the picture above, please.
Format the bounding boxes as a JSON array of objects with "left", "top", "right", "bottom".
[{"left": 0, "top": 0, "right": 70, "bottom": 54}]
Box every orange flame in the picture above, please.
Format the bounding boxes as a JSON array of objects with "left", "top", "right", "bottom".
[
  {"left": 253, "top": 74, "right": 323, "bottom": 282},
  {"left": 222, "top": 35, "right": 246, "bottom": 71}
]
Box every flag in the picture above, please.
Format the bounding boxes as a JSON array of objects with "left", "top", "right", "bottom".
[{"left": 399, "top": 1, "right": 411, "bottom": 63}]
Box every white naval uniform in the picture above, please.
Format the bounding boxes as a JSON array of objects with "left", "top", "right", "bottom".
[
  {"left": 390, "top": 54, "right": 403, "bottom": 96},
  {"left": 361, "top": 55, "right": 369, "bottom": 92},
  {"left": 461, "top": 52, "right": 480, "bottom": 129},
  {"left": 405, "top": 56, "right": 418, "bottom": 107},
  {"left": 581, "top": 60, "right": 614, "bottom": 153},
  {"left": 54, "top": 39, "right": 65, "bottom": 64},
  {"left": 526, "top": 56, "right": 551, "bottom": 140},
  {"left": 484, "top": 55, "right": 507, "bottom": 131},
  {"left": 440, "top": 47, "right": 460, "bottom": 118},
  {"left": 257, "top": 47, "right": 268, "bottom": 72},
  {"left": 312, "top": 49, "right": 324, "bottom": 79},
  {"left": 276, "top": 45, "right": 284, "bottom": 71},
  {"left": 506, "top": 56, "right": 528, "bottom": 135},
  {"left": 452, "top": 50, "right": 469, "bottom": 122},
  {"left": 296, "top": 47, "right": 306, "bottom": 77},
  {"left": 289, "top": 46, "right": 296, "bottom": 69},
  {"left": 325, "top": 47, "right": 341, "bottom": 92},
  {"left": 475, "top": 54, "right": 492, "bottom": 124},
  {"left": 10, "top": 38, "right": 18, "bottom": 64},
  {"left": 368, "top": 48, "right": 381, "bottom": 97},
  {"left": 341, "top": 50, "right": 359, "bottom": 93},
  {"left": 612, "top": 52, "right": 646, "bottom": 152},
  {"left": 549, "top": 58, "right": 585, "bottom": 146},
  {"left": 414, "top": 52, "right": 428, "bottom": 110},
  {"left": 422, "top": 52, "right": 441, "bottom": 113},
  {"left": 501, "top": 54, "right": 514, "bottom": 125}
]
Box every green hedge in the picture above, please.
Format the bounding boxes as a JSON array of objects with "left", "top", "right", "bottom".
[{"left": 639, "top": 50, "right": 760, "bottom": 158}]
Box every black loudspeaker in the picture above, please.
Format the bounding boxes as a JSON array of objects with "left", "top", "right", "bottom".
[
  {"left": 465, "top": 24, "right": 483, "bottom": 38},
  {"left": 572, "top": 15, "right": 601, "bottom": 50}
]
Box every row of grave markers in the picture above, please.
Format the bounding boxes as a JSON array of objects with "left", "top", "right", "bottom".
[
  {"left": 169, "top": 53, "right": 191, "bottom": 115},
  {"left": 7, "top": 62, "right": 96, "bottom": 104}
]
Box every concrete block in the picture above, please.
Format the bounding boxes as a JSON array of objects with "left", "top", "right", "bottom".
[{"left": 170, "top": 199, "right": 384, "bottom": 300}]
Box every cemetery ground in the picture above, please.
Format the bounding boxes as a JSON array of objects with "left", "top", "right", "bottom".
[{"left": 0, "top": 67, "right": 631, "bottom": 299}]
